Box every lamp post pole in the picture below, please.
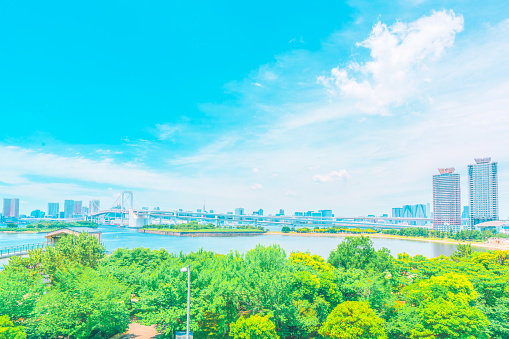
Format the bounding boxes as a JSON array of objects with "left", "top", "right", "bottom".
[{"left": 181, "top": 265, "right": 191, "bottom": 339}]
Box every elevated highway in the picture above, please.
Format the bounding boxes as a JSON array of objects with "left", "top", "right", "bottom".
[{"left": 91, "top": 208, "right": 435, "bottom": 229}]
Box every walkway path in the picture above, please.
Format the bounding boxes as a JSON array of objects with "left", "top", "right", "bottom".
[{"left": 121, "top": 323, "right": 161, "bottom": 339}]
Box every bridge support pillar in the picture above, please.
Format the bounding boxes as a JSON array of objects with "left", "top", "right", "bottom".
[{"left": 128, "top": 210, "right": 148, "bottom": 228}]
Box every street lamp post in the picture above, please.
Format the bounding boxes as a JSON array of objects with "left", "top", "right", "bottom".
[{"left": 180, "top": 265, "right": 191, "bottom": 339}]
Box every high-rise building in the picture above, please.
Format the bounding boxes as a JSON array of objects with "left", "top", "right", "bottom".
[
  {"left": 2, "top": 198, "right": 19, "bottom": 218},
  {"left": 74, "top": 201, "right": 82, "bottom": 216},
  {"left": 468, "top": 157, "right": 499, "bottom": 229},
  {"left": 89, "top": 200, "right": 100, "bottom": 215},
  {"left": 235, "top": 208, "right": 244, "bottom": 215},
  {"left": 48, "top": 203, "right": 59, "bottom": 217},
  {"left": 433, "top": 168, "right": 461, "bottom": 232},
  {"left": 3, "top": 198, "right": 11, "bottom": 217},
  {"left": 81, "top": 206, "right": 89, "bottom": 215},
  {"left": 64, "top": 200, "right": 74, "bottom": 218}
]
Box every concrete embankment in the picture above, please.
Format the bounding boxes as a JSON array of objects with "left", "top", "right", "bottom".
[{"left": 139, "top": 229, "right": 266, "bottom": 237}]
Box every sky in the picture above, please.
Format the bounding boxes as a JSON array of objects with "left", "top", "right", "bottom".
[{"left": 1, "top": 0, "right": 508, "bottom": 217}]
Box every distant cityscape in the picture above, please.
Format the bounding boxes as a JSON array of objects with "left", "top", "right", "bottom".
[{"left": 0, "top": 157, "right": 505, "bottom": 233}]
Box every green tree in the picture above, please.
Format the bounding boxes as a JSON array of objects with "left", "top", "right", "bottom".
[
  {"left": 281, "top": 226, "right": 291, "bottom": 233},
  {"left": 0, "top": 267, "right": 46, "bottom": 321},
  {"left": 411, "top": 300, "right": 489, "bottom": 339},
  {"left": 0, "top": 315, "right": 26, "bottom": 339},
  {"left": 451, "top": 244, "right": 473, "bottom": 261},
  {"left": 318, "top": 301, "right": 387, "bottom": 339},
  {"left": 28, "top": 267, "right": 130, "bottom": 339},
  {"left": 230, "top": 314, "right": 279, "bottom": 339},
  {"left": 42, "top": 232, "right": 105, "bottom": 278},
  {"left": 328, "top": 236, "right": 392, "bottom": 272}
]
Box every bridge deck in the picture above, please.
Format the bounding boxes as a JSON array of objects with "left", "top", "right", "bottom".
[{"left": 0, "top": 242, "right": 52, "bottom": 259}]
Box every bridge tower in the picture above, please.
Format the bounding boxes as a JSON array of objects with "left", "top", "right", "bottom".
[{"left": 119, "top": 191, "right": 134, "bottom": 226}]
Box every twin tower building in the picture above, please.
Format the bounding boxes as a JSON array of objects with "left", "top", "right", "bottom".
[{"left": 432, "top": 157, "right": 498, "bottom": 232}]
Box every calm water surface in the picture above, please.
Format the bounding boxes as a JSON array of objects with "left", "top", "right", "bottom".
[{"left": 0, "top": 225, "right": 469, "bottom": 267}]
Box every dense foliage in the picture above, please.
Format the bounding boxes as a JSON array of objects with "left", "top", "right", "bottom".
[
  {"left": 382, "top": 227, "right": 508, "bottom": 240},
  {"left": 1, "top": 221, "right": 98, "bottom": 232},
  {"left": 1, "top": 234, "right": 509, "bottom": 338}
]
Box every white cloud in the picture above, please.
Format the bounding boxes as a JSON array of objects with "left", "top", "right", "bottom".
[
  {"left": 320, "top": 10, "right": 464, "bottom": 114},
  {"left": 252, "top": 167, "right": 259, "bottom": 173},
  {"left": 250, "top": 183, "right": 263, "bottom": 190},
  {"left": 151, "top": 123, "right": 182, "bottom": 141},
  {"left": 313, "top": 170, "right": 351, "bottom": 183}
]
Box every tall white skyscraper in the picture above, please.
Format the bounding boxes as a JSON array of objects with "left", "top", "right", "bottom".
[
  {"left": 433, "top": 168, "right": 461, "bottom": 232},
  {"left": 468, "top": 157, "right": 498, "bottom": 228}
]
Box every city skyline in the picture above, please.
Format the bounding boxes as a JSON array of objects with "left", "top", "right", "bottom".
[
  {"left": 0, "top": 1, "right": 508, "bottom": 217},
  {"left": 0, "top": 156, "right": 506, "bottom": 219}
]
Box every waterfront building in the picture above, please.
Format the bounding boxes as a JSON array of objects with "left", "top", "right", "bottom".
[
  {"left": 48, "top": 203, "right": 59, "bottom": 217},
  {"left": 73, "top": 201, "right": 82, "bottom": 216},
  {"left": 392, "top": 208, "right": 403, "bottom": 218},
  {"left": 468, "top": 157, "right": 499, "bottom": 229},
  {"left": 253, "top": 209, "right": 263, "bottom": 216},
  {"left": 235, "top": 208, "right": 244, "bottom": 215},
  {"left": 392, "top": 204, "right": 428, "bottom": 225},
  {"left": 64, "top": 200, "right": 74, "bottom": 218},
  {"left": 89, "top": 200, "right": 100, "bottom": 215},
  {"left": 31, "top": 209, "right": 45, "bottom": 218},
  {"left": 319, "top": 210, "right": 333, "bottom": 217},
  {"left": 433, "top": 168, "right": 461, "bottom": 232},
  {"left": 277, "top": 209, "right": 285, "bottom": 216},
  {"left": 294, "top": 212, "right": 304, "bottom": 217},
  {"left": 2, "top": 198, "right": 19, "bottom": 218},
  {"left": 3, "top": 198, "right": 11, "bottom": 218},
  {"left": 82, "top": 206, "right": 89, "bottom": 215}
]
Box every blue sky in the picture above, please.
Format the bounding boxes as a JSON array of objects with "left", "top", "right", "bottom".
[{"left": 1, "top": 0, "right": 508, "bottom": 217}]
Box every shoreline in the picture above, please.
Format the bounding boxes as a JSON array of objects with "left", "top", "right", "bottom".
[
  {"left": 140, "top": 229, "right": 266, "bottom": 237},
  {"left": 266, "top": 232, "right": 509, "bottom": 251}
]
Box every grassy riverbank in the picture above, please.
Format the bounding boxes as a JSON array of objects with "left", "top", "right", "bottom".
[
  {"left": 143, "top": 227, "right": 265, "bottom": 233},
  {"left": 267, "top": 231, "right": 509, "bottom": 250},
  {"left": 0, "top": 221, "right": 98, "bottom": 233},
  {"left": 142, "top": 220, "right": 266, "bottom": 235}
]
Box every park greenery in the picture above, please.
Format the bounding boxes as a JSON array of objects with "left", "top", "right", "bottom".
[
  {"left": 1, "top": 234, "right": 509, "bottom": 338},
  {"left": 281, "top": 226, "right": 377, "bottom": 234},
  {"left": 281, "top": 225, "right": 509, "bottom": 241},
  {"left": 143, "top": 220, "right": 266, "bottom": 233},
  {"left": 0, "top": 221, "right": 98, "bottom": 233}
]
